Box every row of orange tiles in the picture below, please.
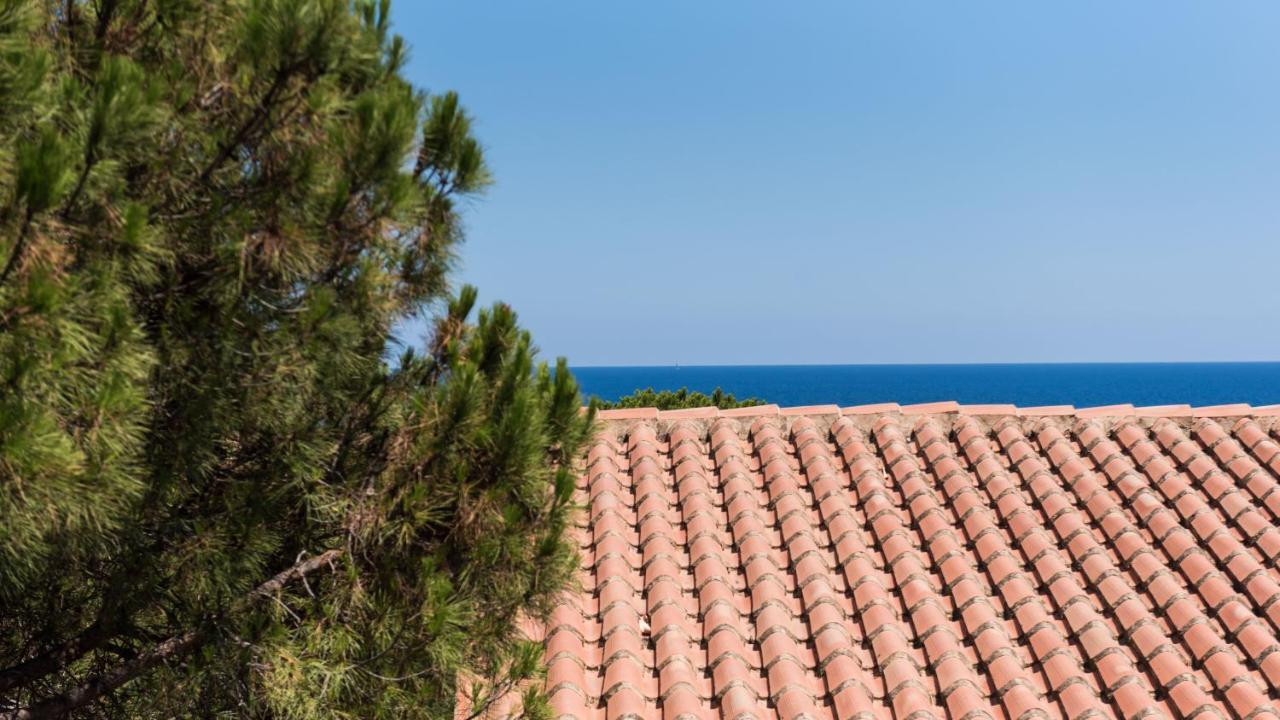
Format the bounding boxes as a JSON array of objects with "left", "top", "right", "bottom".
[
  {"left": 594, "top": 402, "right": 1280, "bottom": 423},
  {"left": 543, "top": 413, "right": 1280, "bottom": 720}
]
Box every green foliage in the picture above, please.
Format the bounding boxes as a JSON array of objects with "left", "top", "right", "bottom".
[
  {"left": 0, "top": 2, "right": 591, "bottom": 718},
  {"left": 597, "top": 386, "right": 765, "bottom": 410}
]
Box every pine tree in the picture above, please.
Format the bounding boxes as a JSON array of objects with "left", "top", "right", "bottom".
[{"left": 0, "top": 2, "right": 593, "bottom": 718}]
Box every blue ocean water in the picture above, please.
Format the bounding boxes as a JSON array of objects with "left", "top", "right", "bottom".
[{"left": 573, "top": 363, "right": 1280, "bottom": 408}]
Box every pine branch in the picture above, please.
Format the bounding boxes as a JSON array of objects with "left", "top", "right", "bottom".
[
  {"left": 0, "top": 547, "right": 345, "bottom": 696},
  {"left": 247, "top": 549, "right": 343, "bottom": 600},
  {"left": 0, "top": 207, "right": 36, "bottom": 289},
  {"left": 59, "top": 151, "right": 95, "bottom": 220},
  {"left": 2, "top": 550, "right": 344, "bottom": 718},
  {"left": 459, "top": 675, "right": 518, "bottom": 720},
  {"left": 0, "top": 622, "right": 113, "bottom": 695},
  {"left": 6, "top": 631, "right": 202, "bottom": 720},
  {"left": 94, "top": 0, "right": 118, "bottom": 43},
  {"left": 196, "top": 68, "right": 292, "bottom": 186}
]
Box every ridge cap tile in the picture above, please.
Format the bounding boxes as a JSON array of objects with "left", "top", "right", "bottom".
[
  {"left": 958, "top": 403, "right": 1018, "bottom": 415},
  {"left": 840, "top": 402, "right": 900, "bottom": 415},
  {"left": 596, "top": 407, "right": 659, "bottom": 421},
  {"left": 1134, "top": 404, "right": 1193, "bottom": 417},
  {"left": 1075, "top": 403, "right": 1135, "bottom": 418},
  {"left": 779, "top": 404, "right": 841, "bottom": 416},
  {"left": 900, "top": 400, "right": 961, "bottom": 414},
  {"left": 719, "top": 404, "right": 780, "bottom": 418},
  {"left": 1016, "top": 404, "right": 1075, "bottom": 416},
  {"left": 1190, "top": 403, "right": 1253, "bottom": 417},
  {"left": 656, "top": 406, "right": 719, "bottom": 420},
  {"left": 1251, "top": 404, "right": 1280, "bottom": 416}
]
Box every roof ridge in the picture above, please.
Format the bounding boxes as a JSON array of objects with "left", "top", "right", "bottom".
[{"left": 592, "top": 400, "right": 1270, "bottom": 422}]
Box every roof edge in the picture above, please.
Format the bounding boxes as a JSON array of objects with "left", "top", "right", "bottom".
[{"left": 589, "top": 400, "right": 1271, "bottom": 422}]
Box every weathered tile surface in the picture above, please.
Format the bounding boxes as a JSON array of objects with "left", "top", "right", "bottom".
[{"left": 539, "top": 404, "right": 1280, "bottom": 720}]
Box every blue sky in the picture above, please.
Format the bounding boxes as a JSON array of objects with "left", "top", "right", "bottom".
[{"left": 394, "top": 2, "right": 1280, "bottom": 366}]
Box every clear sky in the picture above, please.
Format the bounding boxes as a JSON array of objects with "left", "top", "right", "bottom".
[{"left": 393, "top": 2, "right": 1280, "bottom": 366}]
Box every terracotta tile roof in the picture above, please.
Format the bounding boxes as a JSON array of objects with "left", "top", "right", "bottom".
[{"left": 539, "top": 403, "right": 1280, "bottom": 720}]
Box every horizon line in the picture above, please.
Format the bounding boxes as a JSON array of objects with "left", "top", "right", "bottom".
[{"left": 570, "top": 359, "right": 1280, "bottom": 369}]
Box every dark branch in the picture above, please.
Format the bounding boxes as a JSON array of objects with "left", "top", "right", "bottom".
[
  {"left": 0, "top": 207, "right": 36, "bottom": 289},
  {"left": 0, "top": 622, "right": 112, "bottom": 696},
  {"left": 7, "top": 631, "right": 202, "bottom": 720},
  {"left": 196, "top": 69, "right": 292, "bottom": 185},
  {"left": 94, "top": 0, "right": 119, "bottom": 43},
  {"left": 2, "top": 549, "right": 345, "bottom": 719}
]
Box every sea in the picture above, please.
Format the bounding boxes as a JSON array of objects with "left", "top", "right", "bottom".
[{"left": 573, "top": 363, "right": 1280, "bottom": 408}]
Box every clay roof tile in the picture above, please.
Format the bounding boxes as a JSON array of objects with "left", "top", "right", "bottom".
[{"left": 561, "top": 399, "right": 1276, "bottom": 718}]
